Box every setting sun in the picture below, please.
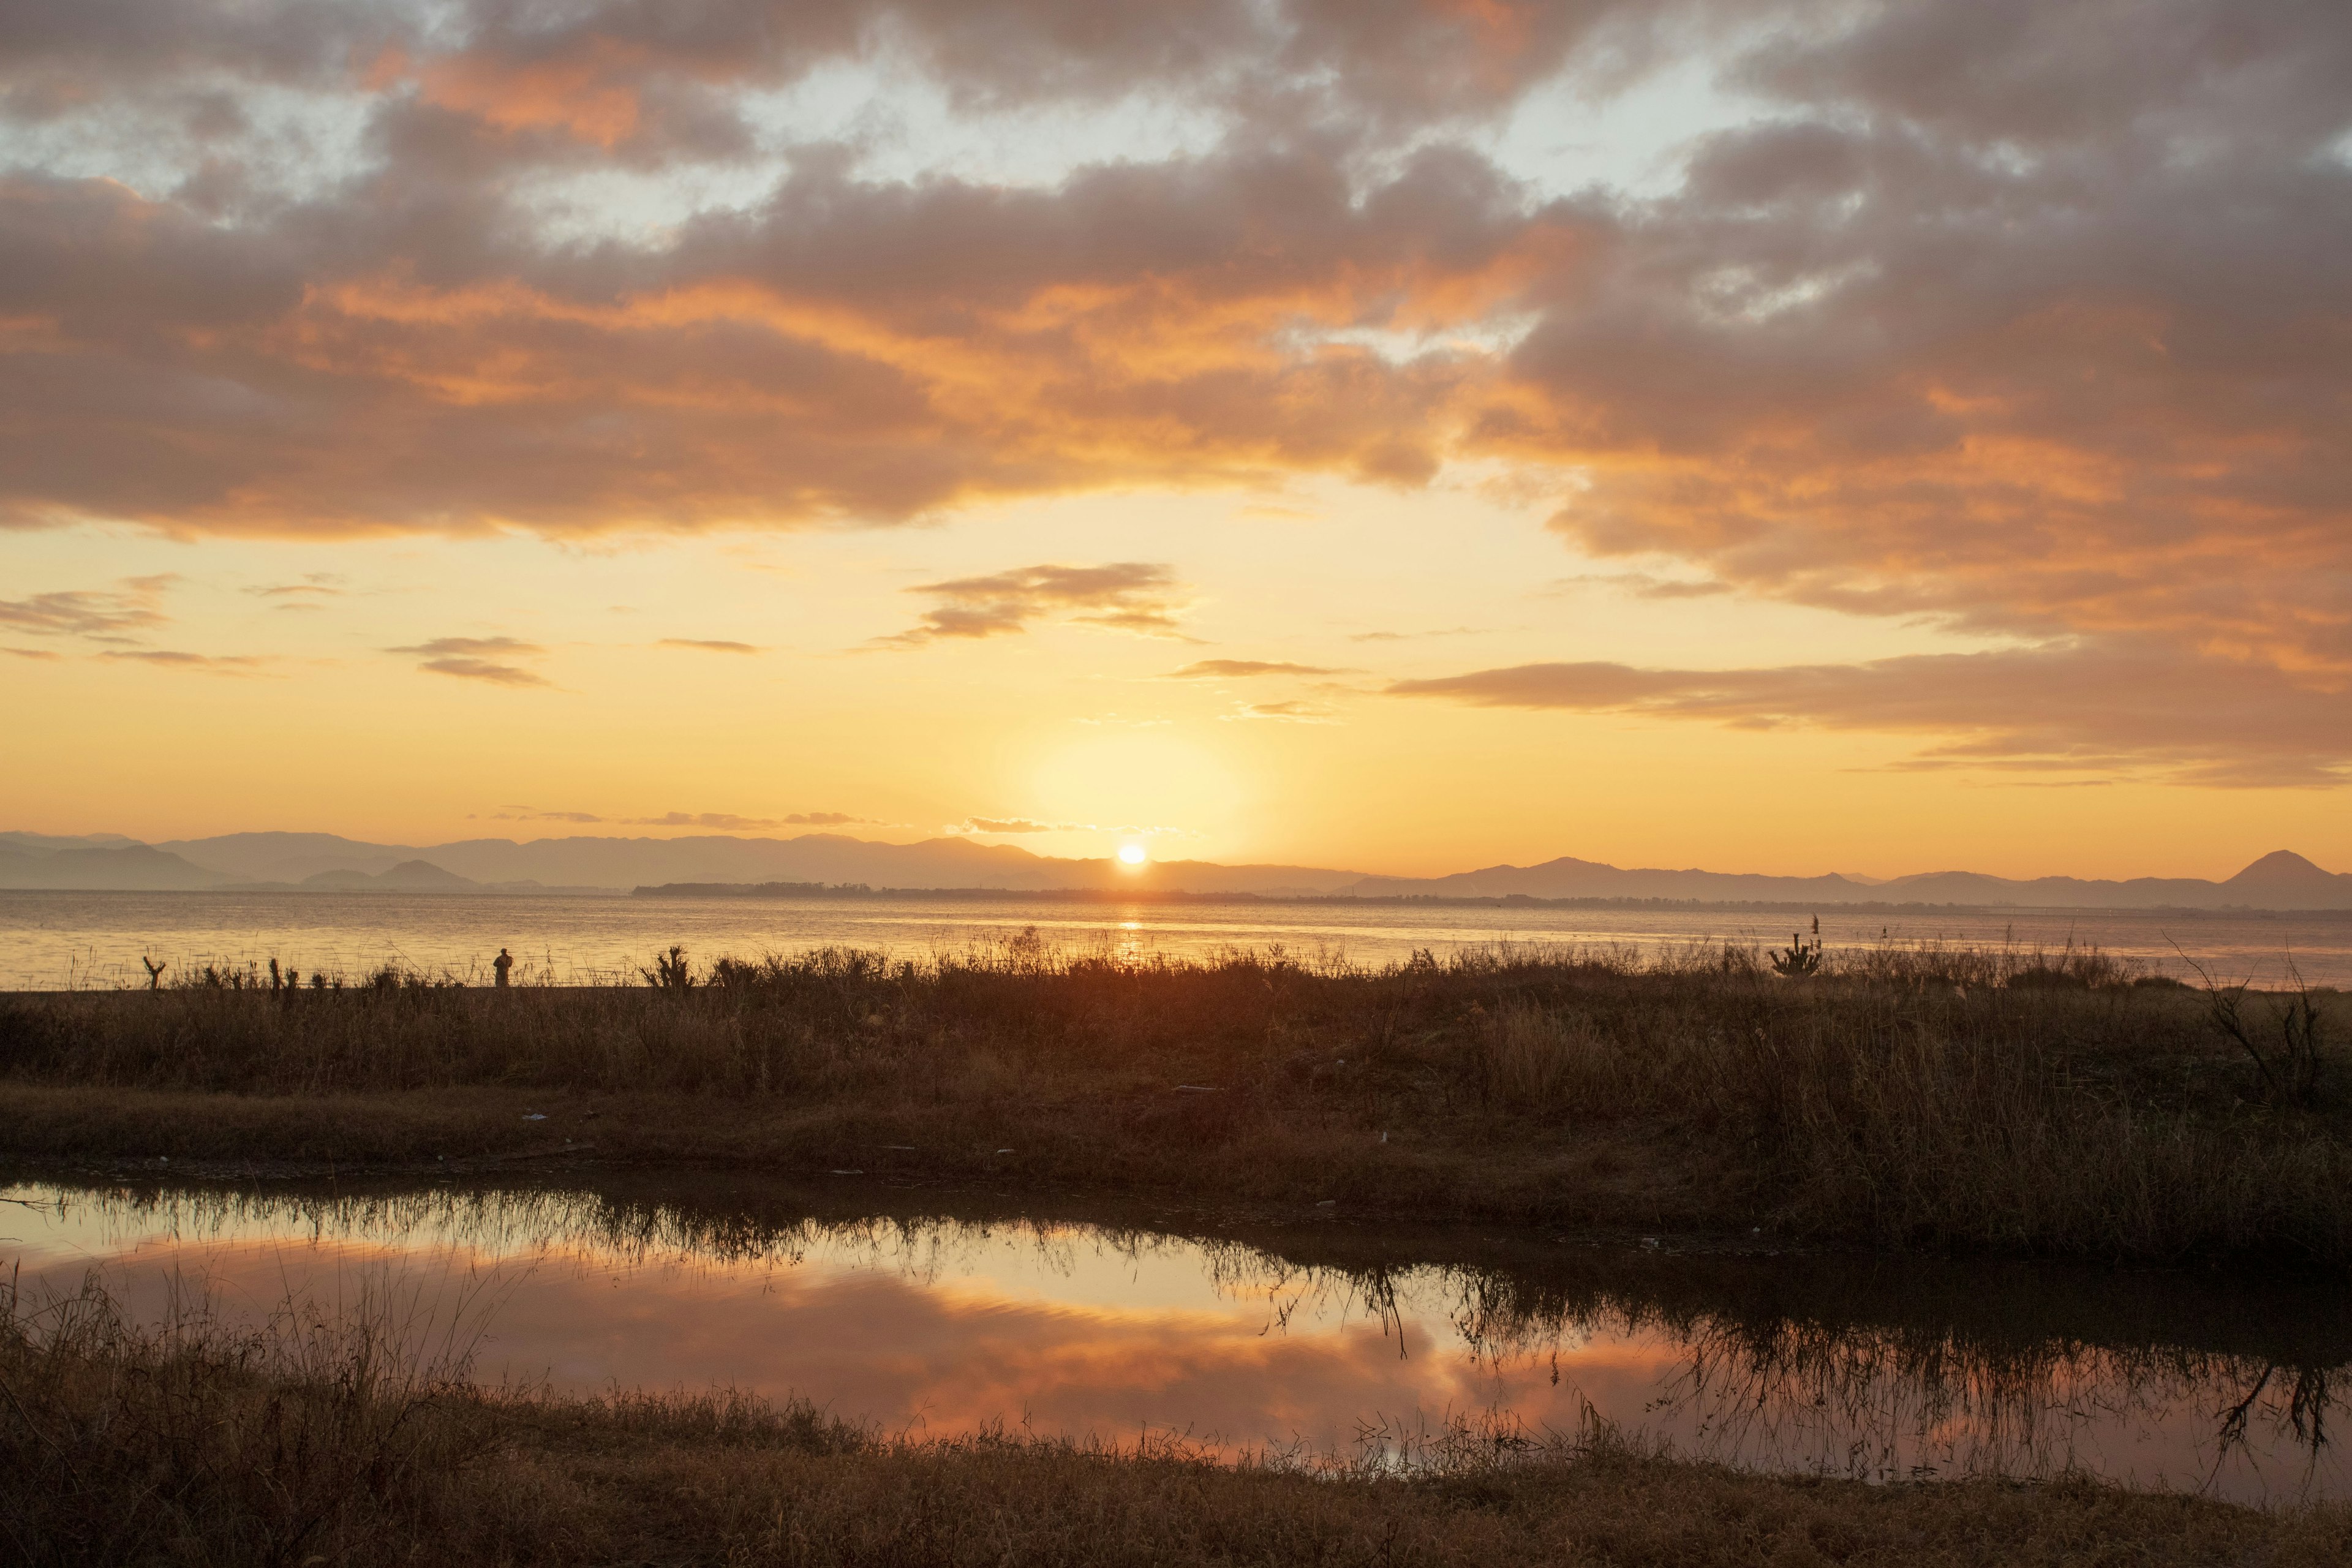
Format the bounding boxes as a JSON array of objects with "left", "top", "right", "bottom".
[{"left": 1117, "top": 843, "right": 1148, "bottom": 867}]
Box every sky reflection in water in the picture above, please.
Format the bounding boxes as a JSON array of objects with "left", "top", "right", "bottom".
[{"left": 2, "top": 1177, "right": 2342, "bottom": 1504}]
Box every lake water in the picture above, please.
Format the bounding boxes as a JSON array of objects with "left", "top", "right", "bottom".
[
  {"left": 2, "top": 1172, "right": 2342, "bottom": 1504},
  {"left": 6, "top": 889, "right": 2351, "bottom": 990}
]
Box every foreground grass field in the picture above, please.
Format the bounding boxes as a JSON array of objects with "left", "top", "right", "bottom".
[
  {"left": 2, "top": 940, "right": 2346, "bottom": 1264},
  {"left": 4, "top": 1278, "right": 2346, "bottom": 1568}
]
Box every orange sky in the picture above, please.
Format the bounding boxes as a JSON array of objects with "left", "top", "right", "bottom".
[{"left": 2, "top": 0, "right": 2348, "bottom": 879}]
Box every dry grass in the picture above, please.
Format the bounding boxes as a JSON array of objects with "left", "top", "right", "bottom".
[
  {"left": 3, "top": 1273, "right": 2346, "bottom": 1568},
  {"left": 2, "top": 940, "right": 2348, "bottom": 1264}
]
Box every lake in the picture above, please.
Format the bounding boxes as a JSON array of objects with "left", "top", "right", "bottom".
[
  {"left": 6, "top": 889, "right": 2350, "bottom": 990},
  {"left": 3, "top": 1171, "right": 2343, "bottom": 1504}
]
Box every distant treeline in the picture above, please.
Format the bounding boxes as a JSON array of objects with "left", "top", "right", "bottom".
[
  {"left": 635, "top": 881, "right": 1251, "bottom": 905},
  {"left": 624, "top": 881, "right": 2296, "bottom": 917}
]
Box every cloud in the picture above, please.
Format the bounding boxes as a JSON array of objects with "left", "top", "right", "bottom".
[
  {"left": 1227, "top": 699, "right": 1338, "bottom": 723},
  {"left": 886, "top": 563, "right": 1190, "bottom": 646},
  {"left": 388, "top": 636, "right": 544, "bottom": 657},
  {"left": 416, "top": 657, "right": 548, "bottom": 685},
  {"left": 1389, "top": 643, "right": 2352, "bottom": 787},
  {"left": 5, "top": 646, "right": 62, "bottom": 660},
  {"left": 489, "top": 806, "right": 607, "bottom": 823},
  {"left": 2, "top": 1, "right": 2350, "bottom": 778},
  {"left": 247, "top": 573, "right": 345, "bottom": 610},
  {"left": 97, "top": 649, "right": 269, "bottom": 674},
  {"left": 387, "top": 635, "right": 549, "bottom": 686},
  {"left": 619, "top": 810, "right": 875, "bottom": 830},
  {"left": 0, "top": 576, "right": 175, "bottom": 641},
  {"left": 657, "top": 638, "right": 761, "bottom": 654},
  {"left": 960, "top": 817, "right": 1078, "bottom": 834},
  {"left": 1548, "top": 573, "right": 1731, "bottom": 601},
  {"left": 1167, "top": 659, "right": 1343, "bottom": 679},
  {"left": 1347, "top": 627, "right": 1478, "bottom": 643}
]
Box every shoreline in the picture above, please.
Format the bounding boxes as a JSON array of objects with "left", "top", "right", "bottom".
[
  {"left": 10, "top": 882, "right": 2352, "bottom": 916},
  {"left": 8, "top": 1300, "right": 2341, "bottom": 1567},
  {"left": 9, "top": 1171, "right": 2350, "bottom": 1565},
  {"left": 3, "top": 946, "right": 2347, "bottom": 1268}
]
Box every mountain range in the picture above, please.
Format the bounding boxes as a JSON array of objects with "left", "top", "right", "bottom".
[{"left": 2, "top": 831, "right": 2348, "bottom": 910}]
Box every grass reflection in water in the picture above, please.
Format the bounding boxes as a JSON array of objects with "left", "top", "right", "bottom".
[{"left": 5, "top": 1173, "right": 2343, "bottom": 1502}]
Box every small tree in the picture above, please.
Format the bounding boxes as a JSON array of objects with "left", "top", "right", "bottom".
[
  {"left": 2178, "top": 946, "right": 2328, "bottom": 1108},
  {"left": 1771, "top": 917, "right": 1824, "bottom": 978},
  {"left": 641, "top": 945, "right": 694, "bottom": 990}
]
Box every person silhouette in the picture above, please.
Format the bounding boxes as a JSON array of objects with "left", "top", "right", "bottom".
[{"left": 493, "top": 948, "right": 514, "bottom": 989}]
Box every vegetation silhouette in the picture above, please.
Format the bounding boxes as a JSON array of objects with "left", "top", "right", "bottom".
[{"left": 2, "top": 937, "right": 2346, "bottom": 1264}]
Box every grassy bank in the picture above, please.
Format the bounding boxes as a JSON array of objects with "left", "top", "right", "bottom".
[
  {"left": 4, "top": 1277, "right": 2345, "bottom": 1568},
  {"left": 2, "top": 940, "right": 2347, "bottom": 1264}
]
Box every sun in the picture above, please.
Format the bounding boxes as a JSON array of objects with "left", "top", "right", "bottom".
[{"left": 1117, "top": 842, "right": 1148, "bottom": 866}]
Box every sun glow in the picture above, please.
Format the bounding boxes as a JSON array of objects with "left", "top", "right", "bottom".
[{"left": 1117, "top": 842, "right": 1148, "bottom": 866}]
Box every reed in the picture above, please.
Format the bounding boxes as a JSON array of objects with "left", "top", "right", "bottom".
[
  {"left": 2, "top": 939, "right": 2346, "bottom": 1263},
  {"left": 2, "top": 1275, "right": 2344, "bottom": 1567}
]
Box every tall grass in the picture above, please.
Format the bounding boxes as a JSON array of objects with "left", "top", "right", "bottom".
[
  {"left": 2, "top": 1275, "right": 2345, "bottom": 1567},
  {"left": 2, "top": 938, "right": 2346, "bottom": 1263},
  {"left": 0, "top": 1270, "right": 492, "bottom": 1565}
]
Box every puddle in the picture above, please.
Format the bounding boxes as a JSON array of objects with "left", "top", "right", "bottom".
[{"left": 2, "top": 1172, "right": 2343, "bottom": 1503}]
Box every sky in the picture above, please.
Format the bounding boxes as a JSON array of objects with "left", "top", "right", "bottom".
[{"left": 2, "top": 0, "right": 2349, "bottom": 880}]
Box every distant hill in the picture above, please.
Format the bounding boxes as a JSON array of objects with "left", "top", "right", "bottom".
[
  {"left": 1347, "top": 856, "right": 1875, "bottom": 904},
  {"left": 156, "top": 831, "right": 1366, "bottom": 898},
  {"left": 0, "top": 840, "right": 230, "bottom": 891},
  {"left": 1348, "top": 850, "right": 2352, "bottom": 911},
  {"left": 6, "top": 829, "right": 2348, "bottom": 909}
]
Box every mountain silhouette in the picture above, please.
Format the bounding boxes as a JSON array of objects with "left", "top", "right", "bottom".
[
  {"left": 2222, "top": 851, "right": 2345, "bottom": 896},
  {"left": 0, "top": 840, "right": 229, "bottom": 891},
  {"left": 4, "top": 830, "right": 2346, "bottom": 909}
]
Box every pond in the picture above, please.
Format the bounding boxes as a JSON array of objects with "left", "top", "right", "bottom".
[{"left": 3, "top": 1170, "right": 2343, "bottom": 1504}]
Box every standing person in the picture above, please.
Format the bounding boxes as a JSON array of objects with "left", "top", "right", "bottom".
[{"left": 493, "top": 948, "right": 514, "bottom": 989}]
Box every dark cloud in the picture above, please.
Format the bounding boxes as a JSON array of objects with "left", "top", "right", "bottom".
[
  {"left": 1389, "top": 643, "right": 2352, "bottom": 787},
  {"left": 2, "top": 1, "right": 2348, "bottom": 777},
  {"left": 0, "top": 0, "right": 1653, "bottom": 157},
  {"left": 1485, "top": 1, "right": 2352, "bottom": 691},
  {"left": 0, "top": 138, "right": 1515, "bottom": 533},
  {"left": 888, "top": 562, "right": 1189, "bottom": 644}
]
